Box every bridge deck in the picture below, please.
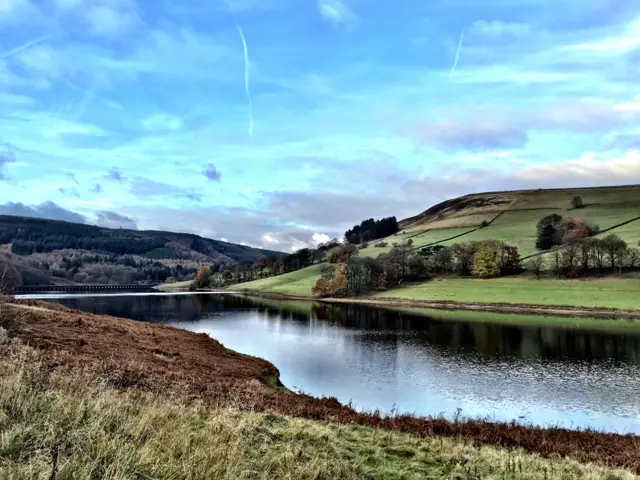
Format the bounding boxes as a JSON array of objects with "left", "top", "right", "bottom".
[{"left": 12, "top": 284, "right": 160, "bottom": 294}]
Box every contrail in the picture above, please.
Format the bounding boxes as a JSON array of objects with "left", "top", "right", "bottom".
[
  {"left": 0, "top": 35, "right": 50, "bottom": 60},
  {"left": 232, "top": 14, "right": 253, "bottom": 136},
  {"left": 449, "top": 32, "right": 464, "bottom": 78}
]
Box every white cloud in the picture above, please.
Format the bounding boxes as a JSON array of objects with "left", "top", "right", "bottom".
[
  {"left": 0, "top": 0, "right": 41, "bottom": 23},
  {"left": 51, "top": 0, "right": 140, "bottom": 37},
  {"left": 516, "top": 150, "right": 640, "bottom": 182},
  {"left": 260, "top": 231, "right": 325, "bottom": 252},
  {"left": 312, "top": 233, "right": 330, "bottom": 245},
  {"left": 84, "top": 4, "right": 139, "bottom": 36},
  {"left": 318, "top": 0, "right": 356, "bottom": 25},
  {"left": 562, "top": 18, "right": 640, "bottom": 55},
  {"left": 261, "top": 233, "right": 279, "bottom": 246}
]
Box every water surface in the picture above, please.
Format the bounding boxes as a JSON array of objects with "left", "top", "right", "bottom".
[{"left": 29, "top": 292, "right": 640, "bottom": 434}]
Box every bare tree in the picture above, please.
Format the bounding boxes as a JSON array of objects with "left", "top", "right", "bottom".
[
  {"left": 578, "top": 238, "right": 594, "bottom": 277},
  {"left": 561, "top": 241, "right": 580, "bottom": 277},
  {"left": 615, "top": 248, "right": 629, "bottom": 275},
  {"left": 602, "top": 234, "right": 628, "bottom": 271},
  {"left": 628, "top": 248, "right": 640, "bottom": 269},
  {"left": 0, "top": 258, "right": 22, "bottom": 295},
  {"left": 527, "top": 256, "right": 544, "bottom": 279},
  {"left": 552, "top": 249, "right": 563, "bottom": 279}
]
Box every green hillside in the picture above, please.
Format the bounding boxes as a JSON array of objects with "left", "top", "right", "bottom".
[
  {"left": 237, "top": 185, "right": 640, "bottom": 300},
  {"left": 233, "top": 263, "right": 325, "bottom": 297},
  {"left": 360, "top": 185, "right": 640, "bottom": 259}
]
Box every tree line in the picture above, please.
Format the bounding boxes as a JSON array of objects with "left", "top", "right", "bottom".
[
  {"left": 344, "top": 217, "right": 399, "bottom": 244},
  {"left": 528, "top": 234, "right": 640, "bottom": 279},
  {"left": 196, "top": 239, "right": 343, "bottom": 288},
  {"left": 311, "top": 240, "right": 523, "bottom": 298},
  {"left": 531, "top": 209, "right": 639, "bottom": 277}
]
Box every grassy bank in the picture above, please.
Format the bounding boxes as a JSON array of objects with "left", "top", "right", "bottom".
[
  {"left": 2, "top": 301, "right": 640, "bottom": 479},
  {"left": 234, "top": 263, "right": 325, "bottom": 297},
  {"left": 374, "top": 277, "right": 640, "bottom": 310},
  {"left": 2, "top": 330, "right": 636, "bottom": 479},
  {"left": 233, "top": 268, "right": 640, "bottom": 315}
]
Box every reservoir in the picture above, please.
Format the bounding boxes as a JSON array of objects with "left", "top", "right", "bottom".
[{"left": 24, "top": 292, "right": 640, "bottom": 434}]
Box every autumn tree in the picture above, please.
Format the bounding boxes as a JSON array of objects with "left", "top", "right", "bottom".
[
  {"left": 194, "top": 265, "right": 212, "bottom": 288},
  {"left": 562, "top": 218, "right": 594, "bottom": 244},
  {"left": 312, "top": 264, "right": 348, "bottom": 297},
  {"left": 472, "top": 241, "right": 501, "bottom": 278},
  {"left": 328, "top": 244, "right": 358, "bottom": 264}
]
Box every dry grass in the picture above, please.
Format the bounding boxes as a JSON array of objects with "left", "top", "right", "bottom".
[
  {"left": 1, "top": 327, "right": 637, "bottom": 480},
  {"left": 3, "top": 299, "right": 640, "bottom": 478}
]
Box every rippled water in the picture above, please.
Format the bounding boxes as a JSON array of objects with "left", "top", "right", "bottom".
[{"left": 31, "top": 292, "right": 640, "bottom": 434}]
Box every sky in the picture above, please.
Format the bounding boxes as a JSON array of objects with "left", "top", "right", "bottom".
[{"left": 1, "top": 0, "right": 640, "bottom": 252}]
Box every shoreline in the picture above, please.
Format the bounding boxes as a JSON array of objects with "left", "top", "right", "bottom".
[
  {"left": 228, "top": 289, "right": 640, "bottom": 320},
  {"left": 2, "top": 298, "right": 640, "bottom": 474}
]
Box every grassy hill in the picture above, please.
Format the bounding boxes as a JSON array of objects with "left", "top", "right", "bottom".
[
  {"left": 360, "top": 185, "right": 640, "bottom": 259},
  {"left": 236, "top": 185, "right": 640, "bottom": 307}
]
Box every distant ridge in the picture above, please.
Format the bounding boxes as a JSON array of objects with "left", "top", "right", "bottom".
[{"left": 0, "top": 214, "right": 284, "bottom": 264}]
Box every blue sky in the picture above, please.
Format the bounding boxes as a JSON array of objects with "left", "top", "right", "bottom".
[{"left": 1, "top": 0, "right": 640, "bottom": 252}]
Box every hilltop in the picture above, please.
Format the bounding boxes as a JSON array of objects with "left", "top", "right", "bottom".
[{"left": 0, "top": 215, "right": 283, "bottom": 288}]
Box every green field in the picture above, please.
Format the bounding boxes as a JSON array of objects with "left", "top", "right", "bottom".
[
  {"left": 232, "top": 263, "right": 324, "bottom": 297},
  {"left": 359, "top": 227, "right": 476, "bottom": 258},
  {"left": 374, "top": 277, "right": 640, "bottom": 310}
]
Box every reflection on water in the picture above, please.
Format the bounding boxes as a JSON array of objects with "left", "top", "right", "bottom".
[{"left": 41, "top": 292, "right": 640, "bottom": 434}]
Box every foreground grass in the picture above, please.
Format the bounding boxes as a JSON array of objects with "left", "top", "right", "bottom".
[
  {"left": 1, "top": 330, "right": 636, "bottom": 479},
  {"left": 374, "top": 277, "right": 640, "bottom": 310}
]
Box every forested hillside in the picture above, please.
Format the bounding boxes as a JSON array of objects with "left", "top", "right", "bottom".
[{"left": 0, "top": 215, "right": 283, "bottom": 289}]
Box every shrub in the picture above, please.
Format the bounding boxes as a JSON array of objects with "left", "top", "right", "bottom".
[
  {"left": 374, "top": 241, "right": 388, "bottom": 248},
  {"left": 571, "top": 196, "right": 584, "bottom": 209}
]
